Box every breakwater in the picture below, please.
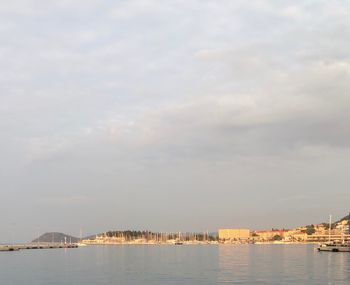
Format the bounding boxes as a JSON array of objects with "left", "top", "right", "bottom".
[{"left": 0, "top": 243, "right": 78, "bottom": 252}]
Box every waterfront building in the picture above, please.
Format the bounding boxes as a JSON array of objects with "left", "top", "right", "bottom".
[
  {"left": 254, "top": 230, "right": 286, "bottom": 241},
  {"left": 306, "top": 234, "right": 350, "bottom": 243},
  {"left": 313, "top": 224, "right": 327, "bottom": 235},
  {"left": 218, "top": 229, "right": 250, "bottom": 242}
]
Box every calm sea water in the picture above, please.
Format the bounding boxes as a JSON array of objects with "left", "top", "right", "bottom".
[{"left": 0, "top": 244, "right": 349, "bottom": 285}]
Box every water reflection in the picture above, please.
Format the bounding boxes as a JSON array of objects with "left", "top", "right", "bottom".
[
  {"left": 325, "top": 248, "right": 350, "bottom": 283},
  {"left": 0, "top": 244, "right": 349, "bottom": 284},
  {"left": 217, "top": 244, "right": 350, "bottom": 284},
  {"left": 217, "top": 245, "right": 250, "bottom": 283}
]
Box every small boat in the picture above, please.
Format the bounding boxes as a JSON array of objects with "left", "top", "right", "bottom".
[
  {"left": 317, "top": 242, "right": 350, "bottom": 252},
  {"left": 175, "top": 232, "right": 183, "bottom": 245}
]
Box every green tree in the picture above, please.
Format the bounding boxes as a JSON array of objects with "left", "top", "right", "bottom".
[
  {"left": 273, "top": 235, "right": 282, "bottom": 241},
  {"left": 305, "top": 225, "right": 315, "bottom": 235}
]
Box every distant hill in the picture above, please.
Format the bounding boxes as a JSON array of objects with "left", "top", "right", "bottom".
[
  {"left": 338, "top": 213, "right": 350, "bottom": 223},
  {"left": 32, "top": 232, "right": 79, "bottom": 243},
  {"left": 317, "top": 213, "right": 350, "bottom": 229}
]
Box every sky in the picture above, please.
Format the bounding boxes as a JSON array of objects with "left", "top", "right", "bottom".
[{"left": 1, "top": 0, "right": 350, "bottom": 242}]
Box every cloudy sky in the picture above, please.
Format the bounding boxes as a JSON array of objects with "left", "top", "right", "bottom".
[{"left": 1, "top": 0, "right": 349, "bottom": 242}]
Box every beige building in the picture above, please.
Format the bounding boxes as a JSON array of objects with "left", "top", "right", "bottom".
[
  {"left": 218, "top": 229, "right": 250, "bottom": 241},
  {"left": 314, "top": 224, "right": 327, "bottom": 235},
  {"left": 254, "top": 230, "right": 286, "bottom": 241}
]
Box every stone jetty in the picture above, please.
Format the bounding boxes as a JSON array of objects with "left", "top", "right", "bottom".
[{"left": 0, "top": 243, "right": 78, "bottom": 252}]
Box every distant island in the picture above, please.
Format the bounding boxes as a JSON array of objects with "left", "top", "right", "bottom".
[{"left": 32, "top": 232, "right": 80, "bottom": 244}]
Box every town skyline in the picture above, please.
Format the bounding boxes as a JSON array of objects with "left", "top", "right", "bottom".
[
  {"left": 6, "top": 211, "right": 349, "bottom": 244},
  {"left": 30, "top": 212, "right": 350, "bottom": 245}
]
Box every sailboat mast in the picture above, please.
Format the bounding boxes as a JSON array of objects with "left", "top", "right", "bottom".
[{"left": 328, "top": 214, "right": 332, "bottom": 243}]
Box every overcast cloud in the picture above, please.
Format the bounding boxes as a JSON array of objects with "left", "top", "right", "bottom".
[{"left": 1, "top": 0, "right": 350, "bottom": 242}]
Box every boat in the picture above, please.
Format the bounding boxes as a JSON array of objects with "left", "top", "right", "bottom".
[
  {"left": 317, "top": 214, "right": 350, "bottom": 252},
  {"left": 174, "top": 232, "right": 183, "bottom": 245},
  {"left": 317, "top": 242, "right": 350, "bottom": 252}
]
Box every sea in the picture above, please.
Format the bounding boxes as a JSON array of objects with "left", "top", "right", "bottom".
[{"left": 0, "top": 244, "right": 349, "bottom": 285}]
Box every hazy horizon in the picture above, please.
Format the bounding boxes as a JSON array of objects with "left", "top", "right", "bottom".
[{"left": 1, "top": 1, "right": 350, "bottom": 243}]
